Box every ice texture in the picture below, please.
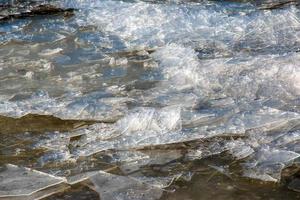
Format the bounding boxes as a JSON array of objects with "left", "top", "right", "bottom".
[
  {"left": 1, "top": 1, "right": 300, "bottom": 120},
  {"left": 1, "top": 0, "right": 300, "bottom": 196},
  {"left": 90, "top": 171, "right": 174, "bottom": 200},
  {"left": 0, "top": 164, "right": 65, "bottom": 197},
  {"left": 72, "top": 106, "right": 183, "bottom": 156},
  {"left": 87, "top": 0, "right": 300, "bottom": 55},
  {"left": 243, "top": 148, "right": 300, "bottom": 182}
]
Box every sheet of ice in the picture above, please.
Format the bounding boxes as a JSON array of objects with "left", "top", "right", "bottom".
[
  {"left": 90, "top": 171, "right": 173, "bottom": 200},
  {"left": 243, "top": 163, "right": 285, "bottom": 182},
  {"left": 0, "top": 184, "right": 70, "bottom": 200},
  {"left": 106, "top": 151, "right": 151, "bottom": 173},
  {"left": 225, "top": 140, "right": 254, "bottom": 160},
  {"left": 248, "top": 147, "right": 300, "bottom": 165},
  {"left": 243, "top": 147, "right": 300, "bottom": 182},
  {"left": 104, "top": 149, "right": 182, "bottom": 174},
  {"left": 0, "top": 164, "right": 65, "bottom": 197},
  {"left": 273, "top": 131, "right": 300, "bottom": 146}
]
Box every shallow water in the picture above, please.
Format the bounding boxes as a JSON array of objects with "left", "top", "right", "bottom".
[{"left": 1, "top": 0, "right": 300, "bottom": 199}]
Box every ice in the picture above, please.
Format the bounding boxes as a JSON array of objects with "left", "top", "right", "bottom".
[
  {"left": 66, "top": 171, "right": 99, "bottom": 185},
  {"left": 1, "top": 2, "right": 300, "bottom": 121},
  {"left": 1, "top": 0, "right": 300, "bottom": 193},
  {"left": 117, "top": 106, "right": 181, "bottom": 133},
  {"left": 72, "top": 106, "right": 183, "bottom": 156},
  {"left": 150, "top": 44, "right": 300, "bottom": 103},
  {"left": 64, "top": 101, "right": 300, "bottom": 163},
  {"left": 185, "top": 137, "right": 255, "bottom": 161},
  {"left": 273, "top": 131, "right": 300, "bottom": 146},
  {"left": 243, "top": 148, "right": 300, "bottom": 182},
  {"left": 225, "top": 140, "right": 254, "bottom": 160},
  {"left": 0, "top": 90, "right": 130, "bottom": 121},
  {"left": 38, "top": 150, "right": 73, "bottom": 166},
  {"left": 0, "top": 184, "right": 70, "bottom": 200},
  {"left": 0, "top": 164, "right": 65, "bottom": 197},
  {"left": 87, "top": 1, "right": 300, "bottom": 55},
  {"left": 250, "top": 147, "right": 300, "bottom": 165},
  {"left": 90, "top": 171, "right": 173, "bottom": 200},
  {"left": 38, "top": 48, "right": 63, "bottom": 57},
  {"left": 109, "top": 57, "right": 128, "bottom": 66},
  {"left": 243, "top": 163, "right": 285, "bottom": 182},
  {"left": 151, "top": 44, "right": 201, "bottom": 92},
  {"left": 105, "top": 149, "right": 182, "bottom": 174},
  {"left": 208, "top": 165, "right": 232, "bottom": 179}
]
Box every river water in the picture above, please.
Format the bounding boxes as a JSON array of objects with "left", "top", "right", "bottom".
[{"left": 1, "top": 0, "right": 300, "bottom": 199}]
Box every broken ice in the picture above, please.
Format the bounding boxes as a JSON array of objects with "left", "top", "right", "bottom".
[{"left": 1, "top": 0, "right": 300, "bottom": 198}]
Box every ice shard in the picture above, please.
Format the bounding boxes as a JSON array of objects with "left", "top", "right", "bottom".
[
  {"left": 0, "top": 164, "right": 65, "bottom": 197},
  {"left": 90, "top": 171, "right": 175, "bottom": 200}
]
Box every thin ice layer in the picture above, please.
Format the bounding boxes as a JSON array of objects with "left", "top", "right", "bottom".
[
  {"left": 90, "top": 171, "right": 173, "bottom": 200},
  {"left": 0, "top": 184, "right": 70, "bottom": 200},
  {"left": 242, "top": 147, "right": 300, "bottom": 182},
  {"left": 0, "top": 164, "right": 65, "bottom": 197}
]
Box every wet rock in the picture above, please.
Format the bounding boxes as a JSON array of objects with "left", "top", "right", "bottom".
[{"left": 0, "top": 1, "right": 74, "bottom": 21}]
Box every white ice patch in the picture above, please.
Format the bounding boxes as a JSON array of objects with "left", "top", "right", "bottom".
[
  {"left": 73, "top": 106, "right": 183, "bottom": 156},
  {"left": 117, "top": 105, "right": 181, "bottom": 134},
  {"left": 151, "top": 44, "right": 201, "bottom": 90},
  {"left": 87, "top": 1, "right": 300, "bottom": 55},
  {"left": 149, "top": 44, "right": 300, "bottom": 106}
]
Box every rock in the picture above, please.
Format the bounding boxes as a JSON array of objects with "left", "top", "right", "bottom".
[{"left": 0, "top": 1, "right": 74, "bottom": 21}]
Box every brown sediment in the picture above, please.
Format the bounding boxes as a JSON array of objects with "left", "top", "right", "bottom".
[{"left": 0, "top": 114, "right": 95, "bottom": 134}]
